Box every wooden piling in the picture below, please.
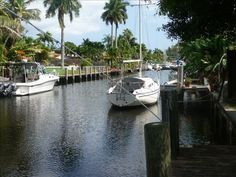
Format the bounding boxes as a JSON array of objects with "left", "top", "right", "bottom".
[
  {"left": 72, "top": 67, "right": 75, "bottom": 83},
  {"left": 65, "top": 68, "right": 68, "bottom": 84},
  {"left": 145, "top": 122, "right": 171, "bottom": 177},
  {"left": 85, "top": 67, "right": 87, "bottom": 81},
  {"left": 161, "top": 89, "right": 179, "bottom": 159},
  {"left": 177, "top": 65, "right": 184, "bottom": 88},
  {"left": 227, "top": 49, "right": 236, "bottom": 99},
  {"left": 79, "top": 66, "right": 82, "bottom": 81}
]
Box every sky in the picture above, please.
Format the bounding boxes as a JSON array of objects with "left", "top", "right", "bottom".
[{"left": 24, "top": 0, "right": 177, "bottom": 51}]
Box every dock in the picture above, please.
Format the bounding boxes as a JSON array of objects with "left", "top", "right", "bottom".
[
  {"left": 145, "top": 87, "right": 236, "bottom": 177},
  {"left": 46, "top": 66, "right": 120, "bottom": 84},
  {"left": 171, "top": 145, "right": 236, "bottom": 177}
]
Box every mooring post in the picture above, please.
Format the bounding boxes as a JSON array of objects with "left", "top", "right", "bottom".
[
  {"left": 145, "top": 122, "right": 171, "bottom": 177},
  {"left": 177, "top": 65, "right": 184, "bottom": 88},
  {"left": 169, "top": 90, "right": 179, "bottom": 159},
  {"left": 90, "top": 66, "right": 92, "bottom": 79},
  {"left": 65, "top": 67, "right": 68, "bottom": 84},
  {"left": 161, "top": 89, "right": 179, "bottom": 159},
  {"left": 85, "top": 66, "right": 87, "bottom": 81},
  {"left": 72, "top": 67, "right": 75, "bottom": 83},
  {"left": 79, "top": 66, "right": 82, "bottom": 81}
]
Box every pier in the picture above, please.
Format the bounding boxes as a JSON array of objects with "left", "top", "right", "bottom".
[
  {"left": 46, "top": 66, "right": 119, "bottom": 84},
  {"left": 145, "top": 87, "right": 236, "bottom": 177}
]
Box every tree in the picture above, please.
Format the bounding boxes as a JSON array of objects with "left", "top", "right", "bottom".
[
  {"left": 152, "top": 48, "right": 164, "bottom": 63},
  {"left": 165, "top": 44, "right": 179, "bottom": 61},
  {"left": 116, "top": 28, "right": 137, "bottom": 59},
  {"left": 64, "top": 41, "right": 77, "bottom": 56},
  {"left": 7, "top": 0, "right": 41, "bottom": 33},
  {"left": 44, "top": 0, "right": 81, "bottom": 68},
  {"left": 36, "top": 31, "right": 54, "bottom": 48},
  {"left": 79, "top": 38, "right": 105, "bottom": 65},
  {"left": 180, "top": 35, "right": 229, "bottom": 91},
  {"left": 101, "top": 0, "right": 129, "bottom": 48},
  {"left": 113, "top": 0, "right": 128, "bottom": 48},
  {"left": 0, "top": 0, "right": 24, "bottom": 60},
  {"left": 159, "top": 0, "right": 236, "bottom": 42},
  {"left": 102, "top": 34, "right": 112, "bottom": 49}
]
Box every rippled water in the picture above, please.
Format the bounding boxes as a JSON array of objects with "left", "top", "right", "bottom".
[{"left": 0, "top": 70, "right": 211, "bottom": 177}]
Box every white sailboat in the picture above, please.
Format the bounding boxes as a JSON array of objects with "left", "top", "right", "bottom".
[{"left": 107, "top": 0, "right": 160, "bottom": 107}]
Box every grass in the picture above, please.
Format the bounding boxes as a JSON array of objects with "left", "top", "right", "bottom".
[{"left": 45, "top": 66, "right": 107, "bottom": 76}]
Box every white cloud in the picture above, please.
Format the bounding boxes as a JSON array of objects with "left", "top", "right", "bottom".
[
  {"left": 24, "top": 0, "right": 176, "bottom": 50},
  {"left": 25, "top": 0, "right": 108, "bottom": 43}
]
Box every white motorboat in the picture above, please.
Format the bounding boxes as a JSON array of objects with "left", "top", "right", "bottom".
[{"left": 0, "top": 62, "right": 59, "bottom": 96}]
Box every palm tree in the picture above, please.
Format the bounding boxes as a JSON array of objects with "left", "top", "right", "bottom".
[
  {"left": 0, "top": 0, "right": 22, "bottom": 60},
  {"left": 101, "top": 0, "right": 129, "bottom": 48},
  {"left": 43, "top": 0, "right": 81, "bottom": 68},
  {"left": 1, "top": 0, "right": 41, "bottom": 50},
  {"left": 113, "top": 0, "right": 128, "bottom": 48},
  {"left": 7, "top": 0, "right": 41, "bottom": 33},
  {"left": 37, "top": 31, "right": 54, "bottom": 48}
]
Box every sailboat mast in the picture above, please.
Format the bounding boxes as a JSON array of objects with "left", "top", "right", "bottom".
[{"left": 139, "top": 0, "right": 142, "bottom": 77}]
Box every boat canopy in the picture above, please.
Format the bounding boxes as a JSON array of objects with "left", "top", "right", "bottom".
[{"left": 121, "top": 77, "right": 145, "bottom": 92}]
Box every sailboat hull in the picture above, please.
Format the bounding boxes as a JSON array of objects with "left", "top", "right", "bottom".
[
  {"left": 107, "top": 77, "right": 160, "bottom": 107},
  {"left": 107, "top": 90, "right": 159, "bottom": 107}
]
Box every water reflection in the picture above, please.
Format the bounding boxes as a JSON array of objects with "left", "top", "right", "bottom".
[
  {"left": 179, "top": 92, "right": 212, "bottom": 146},
  {"left": 0, "top": 70, "right": 212, "bottom": 177}
]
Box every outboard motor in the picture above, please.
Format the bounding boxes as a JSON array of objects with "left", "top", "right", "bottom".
[
  {"left": 0, "top": 84, "right": 4, "bottom": 96},
  {"left": 2, "top": 83, "right": 16, "bottom": 96}
]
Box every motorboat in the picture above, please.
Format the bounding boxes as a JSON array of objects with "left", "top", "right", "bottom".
[
  {"left": 107, "top": 76, "right": 160, "bottom": 107},
  {"left": 0, "top": 62, "right": 59, "bottom": 96}
]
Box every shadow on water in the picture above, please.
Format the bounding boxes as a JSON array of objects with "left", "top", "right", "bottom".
[{"left": 105, "top": 106, "right": 158, "bottom": 154}]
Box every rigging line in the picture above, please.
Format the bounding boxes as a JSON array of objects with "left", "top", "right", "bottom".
[{"left": 0, "top": 2, "right": 161, "bottom": 120}]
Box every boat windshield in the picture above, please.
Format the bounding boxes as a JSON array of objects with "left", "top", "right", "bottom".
[{"left": 115, "top": 77, "right": 144, "bottom": 93}]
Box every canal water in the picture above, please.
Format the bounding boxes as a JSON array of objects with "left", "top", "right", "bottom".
[{"left": 0, "top": 70, "right": 212, "bottom": 177}]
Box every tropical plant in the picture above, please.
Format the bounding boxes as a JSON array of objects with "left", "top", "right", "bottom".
[
  {"left": 152, "top": 48, "right": 164, "bottom": 63},
  {"left": 37, "top": 31, "right": 54, "bottom": 48},
  {"left": 78, "top": 38, "right": 105, "bottom": 65},
  {"left": 158, "top": 0, "right": 236, "bottom": 41},
  {"left": 64, "top": 41, "right": 77, "bottom": 56},
  {"left": 7, "top": 0, "right": 41, "bottom": 33},
  {"left": 102, "top": 34, "right": 112, "bottom": 49},
  {"left": 7, "top": 36, "right": 50, "bottom": 62},
  {"left": 180, "top": 35, "right": 230, "bottom": 91},
  {"left": 101, "top": 0, "right": 129, "bottom": 48},
  {"left": 116, "top": 28, "right": 137, "bottom": 59},
  {"left": 43, "top": 0, "right": 81, "bottom": 68},
  {"left": 166, "top": 44, "right": 179, "bottom": 61}
]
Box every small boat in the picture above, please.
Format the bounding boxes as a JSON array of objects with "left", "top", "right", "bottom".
[
  {"left": 0, "top": 62, "right": 59, "bottom": 96},
  {"left": 107, "top": 76, "right": 160, "bottom": 107},
  {"left": 106, "top": 0, "right": 160, "bottom": 107}
]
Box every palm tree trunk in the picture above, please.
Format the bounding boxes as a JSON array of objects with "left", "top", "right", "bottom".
[
  {"left": 61, "top": 26, "right": 65, "bottom": 68},
  {"left": 115, "top": 25, "right": 118, "bottom": 48},
  {"left": 111, "top": 23, "right": 114, "bottom": 47}
]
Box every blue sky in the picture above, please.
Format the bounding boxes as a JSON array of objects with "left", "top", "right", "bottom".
[{"left": 25, "top": 0, "right": 177, "bottom": 51}]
